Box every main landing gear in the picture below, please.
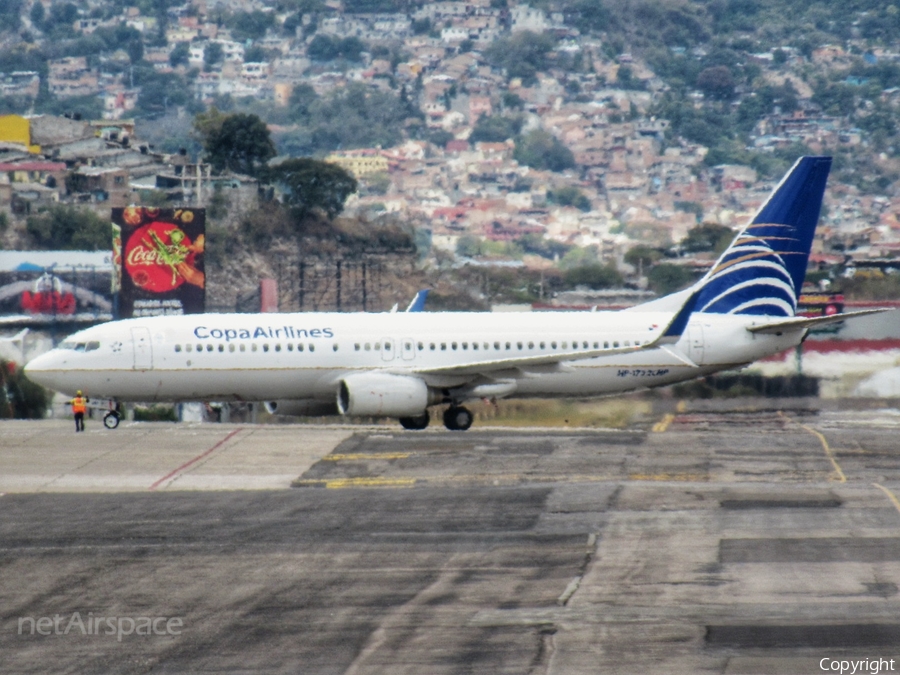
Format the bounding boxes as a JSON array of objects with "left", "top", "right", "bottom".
[
  {"left": 398, "top": 406, "right": 474, "bottom": 431},
  {"left": 442, "top": 406, "right": 473, "bottom": 431},
  {"left": 399, "top": 412, "right": 430, "bottom": 430}
]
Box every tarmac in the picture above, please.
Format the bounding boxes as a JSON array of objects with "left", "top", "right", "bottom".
[{"left": 2, "top": 405, "right": 900, "bottom": 674}]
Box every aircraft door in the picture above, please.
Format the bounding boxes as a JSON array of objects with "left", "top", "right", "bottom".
[
  {"left": 131, "top": 327, "right": 153, "bottom": 370},
  {"left": 401, "top": 338, "right": 416, "bottom": 361},
  {"left": 686, "top": 324, "right": 704, "bottom": 364},
  {"left": 381, "top": 338, "right": 395, "bottom": 362}
]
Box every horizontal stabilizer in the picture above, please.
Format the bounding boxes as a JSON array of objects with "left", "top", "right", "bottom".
[{"left": 746, "top": 308, "right": 892, "bottom": 334}]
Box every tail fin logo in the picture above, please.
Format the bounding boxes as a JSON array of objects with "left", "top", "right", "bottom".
[
  {"left": 699, "top": 225, "right": 799, "bottom": 317},
  {"left": 693, "top": 156, "right": 831, "bottom": 318}
]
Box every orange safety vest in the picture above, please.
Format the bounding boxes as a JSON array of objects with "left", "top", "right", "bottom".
[{"left": 72, "top": 396, "right": 87, "bottom": 414}]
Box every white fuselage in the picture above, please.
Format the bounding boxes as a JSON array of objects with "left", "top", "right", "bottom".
[{"left": 24, "top": 310, "right": 804, "bottom": 405}]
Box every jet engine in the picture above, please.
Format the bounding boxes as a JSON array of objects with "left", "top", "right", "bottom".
[
  {"left": 264, "top": 400, "right": 339, "bottom": 416},
  {"left": 337, "top": 372, "right": 435, "bottom": 417}
]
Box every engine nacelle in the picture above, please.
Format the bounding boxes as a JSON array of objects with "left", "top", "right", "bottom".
[
  {"left": 337, "top": 372, "right": 433, "bottom": 417},
  {"left": 264, "top": 400, "right": 339, "bottom": 417}
]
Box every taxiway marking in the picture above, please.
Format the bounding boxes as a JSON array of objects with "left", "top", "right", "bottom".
[{"left": 148, "top": 428, "right": 243, "bottom": 491}]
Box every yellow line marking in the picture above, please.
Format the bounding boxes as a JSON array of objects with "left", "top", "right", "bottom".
[
  {"left": 778, "top": 412, "right": 846, "bottom": 483},
  {"left": 296, "top": 477, "right": 417, "bottom": 489},
  {"left": 628, "top": 473, "right": 707, "bottom": 482},
  {"left": 874, "top": 483, "right": 900, "bottom": 515},
  {"left": 652, "top": 414, "right": 675, "bottom": 433},
  {"left": 295, "top": 472, "right": 709, "bottom": 488},
  {"left": 322, "top": 453, "right": 410, "bottom": 461}
]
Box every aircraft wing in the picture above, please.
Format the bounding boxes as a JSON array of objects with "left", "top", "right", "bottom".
[
  {"left": 412, "top": 291, "right": 699, "bottom": 377},
  {"left": 746, "top": 308, "right": 892, "bottom": 334}
]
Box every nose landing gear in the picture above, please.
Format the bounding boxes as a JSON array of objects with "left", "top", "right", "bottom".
[{"left": 103, "top": 411, "right": 120, "bottom": 429}]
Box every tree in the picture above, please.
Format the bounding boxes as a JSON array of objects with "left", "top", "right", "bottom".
[
  {"left": 680, "top": 223, "right": 734, "bottom": 254},
  {"left": 624, "top": 245, "right": 662, "bottom": 270},
  {"left": 548, "top": 185, "right": 590, "bottom": 211},
  {"left": 25, "top": 205, "right": 112, "bottom": 250},
  {"left": 647, "top": 263, "right": 694, "bottom": 294},
  {"left": 204, "top": 42, "right": 224, "bottom": 70},
  {"left": 469, "top": 115, "right": 522, "bottom": 143},
  {"left": 265, "top": 158, "right": 358, "bottom": 220},
  {"left": 1, "top": 360, "right": 50, "bottom": 419},
  {"left": 170, "top": 42, "right": 190, "bottom": 67},
  {"left": 563, "top": 263, "right": 622, "bottom": 289},
  {"left": 198, "top": 112, "right": 276, "bottom": 176},
  {"left": 514, "top": 130, "right": 575, "bottom": 172},
  {"left": 696, "top": 66, "right": 735, "bottom": 100}
]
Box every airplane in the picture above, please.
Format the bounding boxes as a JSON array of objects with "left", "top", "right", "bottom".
[{"left": 23, "top": 156, "right": 888, "bottom": 431}]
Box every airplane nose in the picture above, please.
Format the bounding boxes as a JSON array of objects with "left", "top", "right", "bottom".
[{"left": 23, "top": 352, "right": 57, "bottom": 388}]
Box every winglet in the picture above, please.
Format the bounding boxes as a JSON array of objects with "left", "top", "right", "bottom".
[
  {"left": 405, "top": 289, "right": 430, "bottom": 312},
  {"left": 658, "top": 291, "right": 700, "bottom": 345}
]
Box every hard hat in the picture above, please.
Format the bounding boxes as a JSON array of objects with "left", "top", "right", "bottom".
[{"left": 76, "top": 390, "right": 82, "bottom": 395}]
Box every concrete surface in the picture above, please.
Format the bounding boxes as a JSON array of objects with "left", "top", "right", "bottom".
[{"left": 2, "top": 409, "right": 900, "bottom": 674}]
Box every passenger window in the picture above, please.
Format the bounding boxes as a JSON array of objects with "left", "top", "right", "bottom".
[
  {"left": 473, "top": 343, "right": 478, "bottom": 350},
  {"left": 375, "top": 342, "right": 381, "bottom": 350},
  {"left": 275, "top": 344, "right": 281, "bottom": 352},
  {"left": 583, "top": 341, "right": 588, "bottom": 349},
  {"left": 494, "top": 342, "right": 500, "bottom": 350},
  {"left": 430, "top": 343, "right": 436, "bottom": 350},
  {"left": 206, "top": 344, "right": 214, "bottom": 352},
  {"left": 355, "top": 344, "right": 360, "bottom": 351},
  {"left": 462, "top": 342, "right": 468, "bottom": 350},
  {"left": 505, "top": 342, "right": 511, "bottom": 350},
  {"left": 483, "top": 343, "right": 489, "bottom": 350},
  {"left": 240, "top": 344, "right": 246, "bottom": 352},
  {"left": 298, "top": 344, "right": 304, "bottom": 352},
  {"left": 365, "top": 343, "right": 371, "bottom": 351},
  {"left": 252, "top": 344, "right": 258, "bottom": 352},
  {"left": 287, "top": 344, "right": 293, "bottom": 352},
  {"left": 218, "top": 344, "right": 224, "bottom": 352},
  {"left": 175, "top": 345, "right": 182, "bottom": 353},
  {"left": 551, "top": 341, "right": 557, "bottom": 349},
  {"left": 517, "top": 342, "right": 523, "bottom": 350},
  {"left": 333, "top": 344, "right": 339, "bottom": 351},
  {"left": 451, "top": 342, "right": 457, "bottom": 350},
  {"left": 625, "top": 340, "right": 631, "bottom": 346},
  {"left": 263, "top": 344, "right": 269, "bottom": 352},
  {"left": 309, "top": 344, "right": 315, "bottom": 352},
  {"left": 417, "top": 342, "right": 424, "bottom": 350},
  {"left": 604, "top": 341, "right": 609, "bottom": 349},
  {"left": 613, "top": 341, "right": 619, "bottom": 348},
  {"left": 229, "top": 344, "right": 236, "bottom": 352},
  {"left": 593, "top": 342, "right": 599, "bottom": 348},
  {"left": 441, "top": 343, "right": 446, "bottom": 350},
  {"left": 528, "top": 341, "right": 534, "bottom": 349},
  {"left": 562, "top": 341, "right": 568, "bottom": 349},
  {"left": 539, "top": 342, "right": 545, "bottom": 349}
]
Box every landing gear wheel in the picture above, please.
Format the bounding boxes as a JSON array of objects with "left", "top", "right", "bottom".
[
  {"left": 443, "top": 406, "right": 473, "bottom": 431},
  {"left": 103, "top": 412, "right": 120, "bottom": 429},
  {"left": 399, "top": 412, "right": 430, "bottom": 430}
]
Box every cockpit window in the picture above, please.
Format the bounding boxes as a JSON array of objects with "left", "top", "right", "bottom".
[
  {"left": 75, "top": 343, "right": 86, "bottom": 352},
  {"left": 59, "top": 341, "right": 76, "bottom": 350},
  {"left": 85, "top": 341, "right": 100, "bottom": 352}
]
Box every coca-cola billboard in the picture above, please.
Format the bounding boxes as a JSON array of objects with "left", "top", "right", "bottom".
[{"left": 112, "top": 207, "right": 205, "bottom": 317}]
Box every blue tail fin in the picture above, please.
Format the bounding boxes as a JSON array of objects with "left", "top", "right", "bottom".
[{"left": 695, "top": 156, "right": 831, "bottom": 317}]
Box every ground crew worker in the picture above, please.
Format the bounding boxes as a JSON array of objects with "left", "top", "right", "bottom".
[{"left": 71, "top": 390, "right": 88, "bottom": 432}]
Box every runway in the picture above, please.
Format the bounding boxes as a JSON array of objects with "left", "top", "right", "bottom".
[{"left": 2, "top": 407, "right": 900, "bottom": 674}]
